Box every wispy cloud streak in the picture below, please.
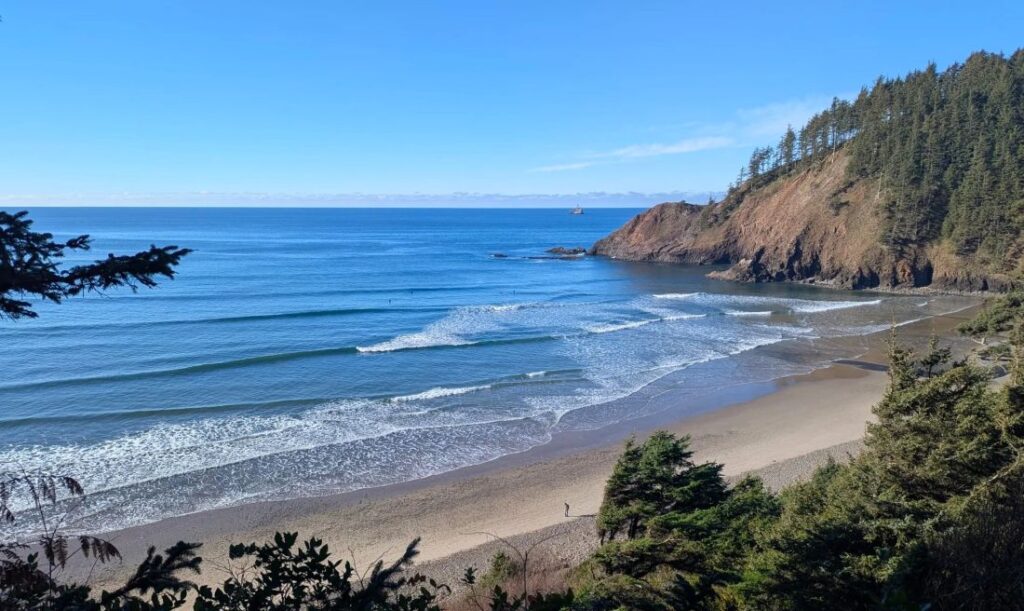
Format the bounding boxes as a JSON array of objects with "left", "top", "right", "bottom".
[
  {"left": 531, "top": 136, "right": 733, "bottom": 172},
  {"left": 531, "top": 94, "right": 845, "bottom": 173},
  {"left": 736, "top": 96, "right": 840, "bottom": 138},
  {"left": 600, "top": 136, "right": 734, "bottom": 159}
]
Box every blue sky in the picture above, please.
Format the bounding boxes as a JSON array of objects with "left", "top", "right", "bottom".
[{"left": 1, "top": 1, "right": 1022, "bottom": 206}]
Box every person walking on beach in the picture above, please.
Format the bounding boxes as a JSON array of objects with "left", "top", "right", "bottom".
[{"left": 564, "top": 502, "right": 570, "bottom": 517}]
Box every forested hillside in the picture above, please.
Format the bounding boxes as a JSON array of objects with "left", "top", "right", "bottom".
[{"left": 594, "top": 49, "right": 1024, "bottom": 291}]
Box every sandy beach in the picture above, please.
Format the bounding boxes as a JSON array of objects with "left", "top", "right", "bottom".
[{"left": 81, "top": 305, "right": 978, "bottom": 591}]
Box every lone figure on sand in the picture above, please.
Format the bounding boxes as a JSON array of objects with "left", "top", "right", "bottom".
[{"left": 564, "top": 502, "right": 570, "bottom": 517}]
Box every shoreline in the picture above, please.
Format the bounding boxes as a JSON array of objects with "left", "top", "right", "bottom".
[{"left": 81, "top": 305, "right": 978, "bottom": 589}]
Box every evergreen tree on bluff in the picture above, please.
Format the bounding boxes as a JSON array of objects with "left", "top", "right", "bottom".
[{"left": 727, "top": 49, "right": 1024, "bottom": 273}]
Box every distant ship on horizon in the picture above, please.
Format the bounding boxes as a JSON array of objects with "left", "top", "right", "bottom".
[{"left": 570, "top": 205, "right": 584, "bottom": 215}]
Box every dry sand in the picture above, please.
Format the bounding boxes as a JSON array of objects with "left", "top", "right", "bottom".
[{"left": 81, "top": 307, "right": 977, "bottom": 591}]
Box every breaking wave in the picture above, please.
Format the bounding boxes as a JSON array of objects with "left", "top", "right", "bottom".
[
  {"left": 391, "top": 384, "right": 492, "bottom": 402},
  {"left": 787, "top": 298, "right": 882, "bottom": 313}
]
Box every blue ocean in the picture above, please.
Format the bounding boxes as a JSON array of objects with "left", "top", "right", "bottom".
[{"left": 0, "top": 207, "right": 973, "bottom": 535}]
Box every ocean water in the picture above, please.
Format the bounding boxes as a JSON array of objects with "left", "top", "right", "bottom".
[{"left": 0, "top": 207, "right": 975, "bottom": 536}]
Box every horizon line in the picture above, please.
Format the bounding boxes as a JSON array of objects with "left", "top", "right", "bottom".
[
  {"left": 9, "top": 203, "right": 667, "bottom": 210},
  {"left": 0, "top": 190, "right": 721, "bottom": 209}
]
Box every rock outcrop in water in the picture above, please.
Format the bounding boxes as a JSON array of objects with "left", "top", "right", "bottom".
[
  {"left": 591, "top": 152, "right": 1017, "bottom": 292},
  {"left": 546, "top": 246, "right": 587, "bottom": 256}
]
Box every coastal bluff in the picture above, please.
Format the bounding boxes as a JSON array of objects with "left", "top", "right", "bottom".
[{"left": 591, "top": 152, "right": 1017, "bottom": 292}]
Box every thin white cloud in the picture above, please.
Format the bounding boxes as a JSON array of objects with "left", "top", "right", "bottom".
[
  {"left": 736, "top": 96, "right": 839, "bottom": 139},
  {"left": 531, "top": 135, "right": 734, "bottom": 172},
  {"left": 530, "top": 93, "right": 850, "bottom": 174},
  {"left": 599, "top": 136, "right": 734, "bottom": 159}
]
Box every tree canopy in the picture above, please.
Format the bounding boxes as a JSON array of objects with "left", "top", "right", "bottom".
[
  {"left": 726, "top": 49, "right": 1024, "bottom": 272},
  {"left": 566, "top": 322, "right": 1024, "bottom": 610},
  {"left": 0, "top": 210, "right": 191, "bottom": 320}
]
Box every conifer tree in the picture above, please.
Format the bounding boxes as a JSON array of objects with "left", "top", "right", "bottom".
[
  {"left": 779, "top": 125, "right": 797, "bottom": 167},
  {"left": 0, "top": 210, "right": 190, "bottom": 320}
]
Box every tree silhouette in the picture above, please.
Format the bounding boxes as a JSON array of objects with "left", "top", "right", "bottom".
[{"left": 0, "top": 210, "right": 191, "bottom": 320}]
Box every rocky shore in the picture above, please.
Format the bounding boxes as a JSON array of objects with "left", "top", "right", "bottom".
[{"left": 590, "top": 153, "right": 1017, "bottom": 292}]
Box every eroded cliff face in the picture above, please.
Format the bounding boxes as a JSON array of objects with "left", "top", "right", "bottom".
[{"left": 591, "top": 153, "right": 1015, "bottom": 291}]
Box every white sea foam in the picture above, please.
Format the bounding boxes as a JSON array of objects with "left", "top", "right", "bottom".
[
  {"left": 357, "top": 302, "right": 553, "bottom": 352},
  {"left": 654, "top": 292, "right": 883, "bottom": 315},
  {"left": 586, "top": 319, "right": 658, "bottom": 334},
  {"left": 391, "top": 384, "right": 491, "bottom": 402},
  {"left": 3, "top": 284, "right": 947, "bottom": 539},
  {"left": 726, "top": 310, "right": 773, "bottom": 317},
  {"left": 662, "top": 313, "right": 706, "bottom": 321},
  {"left": 827, "top": 315, "right": 930, "bottom": 338},
  {"left": 357, "top": 307, "right": 480, "bottom": 353},
  {"left": 0, "top": 399, "right": 393, "bottom": 511},
  {"left": 788, "top": 298, "right": 882, "bottom": 313},
  {"left": 6, "top": 291, "right": 880, "bottom": 524},
  {"left": 542, "top": 328, "right": 800, "bottom": 427},
  {"left": 357, "top": 332, "right": 472, "bottom": 353},
  {"left": 585, "top": 313, "right": 704, "bottom": 334},
  {"left": 0, "top": 408, "right": 554, "bottom": 538},
  {"left": 473, "top": 303, "right": 532, "bottom": 313}
]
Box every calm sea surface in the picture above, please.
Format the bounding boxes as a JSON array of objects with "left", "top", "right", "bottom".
[{"left": 0, "top": 207, "right": 975, "bottom": 534}]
